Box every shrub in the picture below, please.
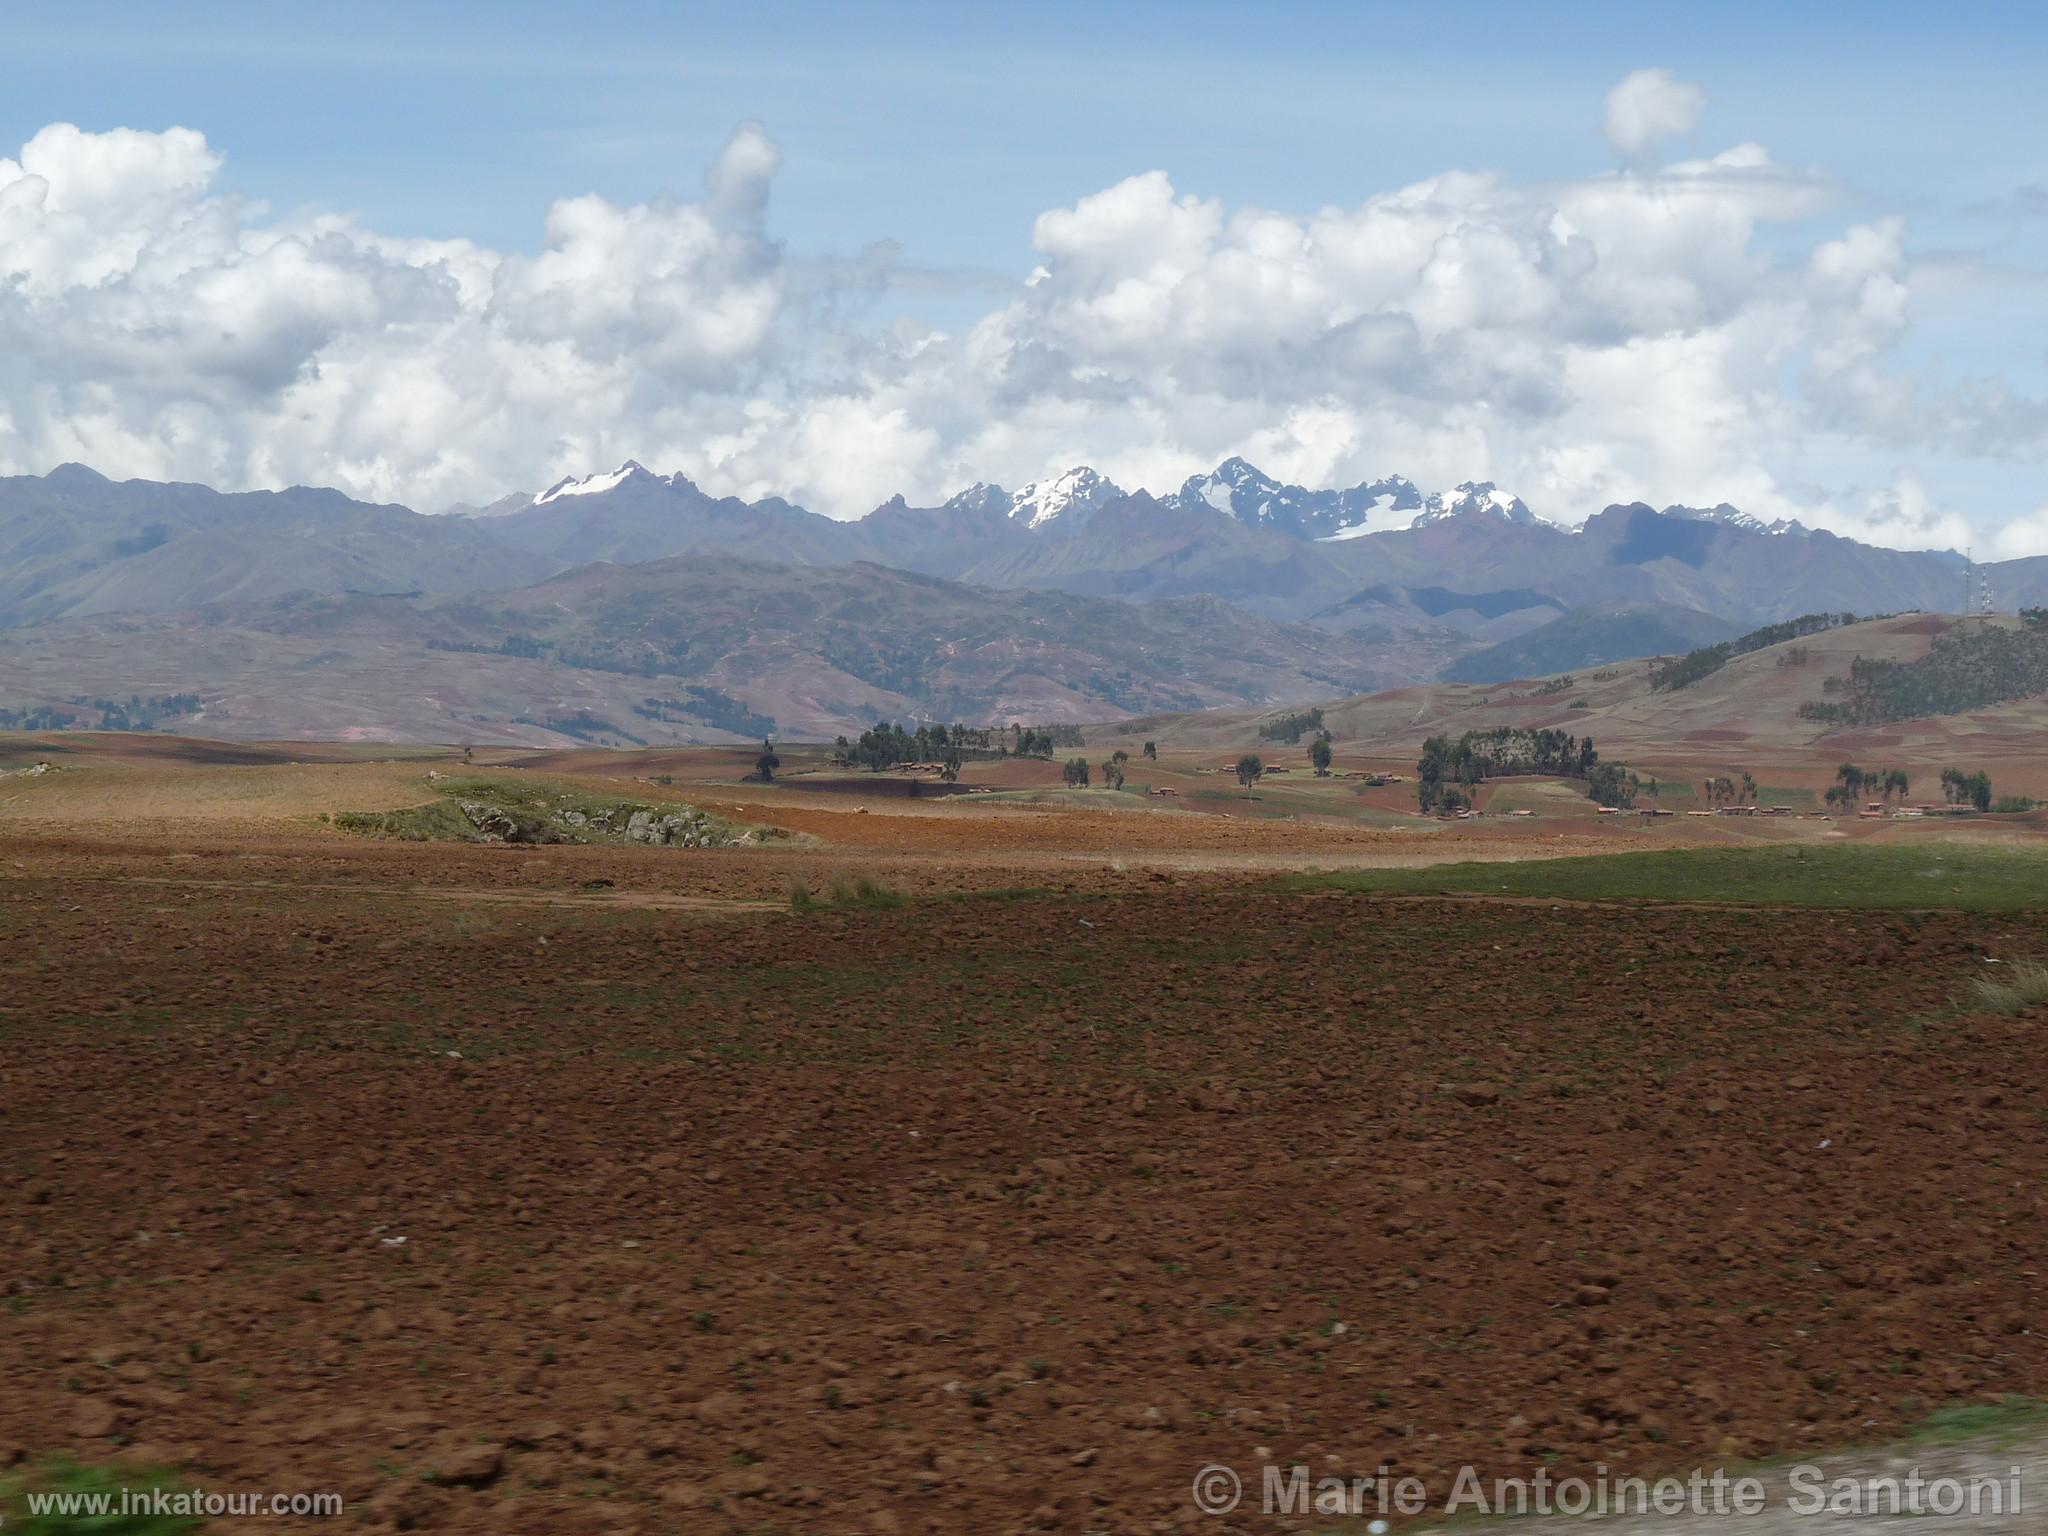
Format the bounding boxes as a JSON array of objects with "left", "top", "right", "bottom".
[
  {"left": 829, "top": 876, "right": 904, "bottom": 910},
  {"left": 1972, "top": 959, "right": 2048, "bottom": 1015},
  {"left": 790, "top": 877, "right": 905, "bottom": 913}
]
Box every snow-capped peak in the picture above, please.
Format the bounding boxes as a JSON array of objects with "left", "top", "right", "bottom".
[
  {"left": 1007, "top": 466, "right": 1123, "bottom": 529},
  {"left": 532, "top": 461, "right": 661, "bottom": 506},
  {"left": 1662, "top": 502, "right": 1809, "bottom": 537},
  {"left": 1174, "top": 458, "right": 1422, "bottom": 539},
  {"left": 1186, "top": 456, "right": 1280, "bottom": 513},
  {"left": 943, "top": 482, "right": 1012, "bottom": 517},
  {"left": 1213, "top": 455, "right": 1278, "bottom": 490},
  {"left": 1409, "top": 481, "right": 1547, "bottom": 529}
]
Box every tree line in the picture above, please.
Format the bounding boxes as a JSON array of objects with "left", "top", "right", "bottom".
[
  {"left": 1818, "top": 763, "right": 2015, "bottom": 814},
  {"left": 1257, "top": 707, "right": 1325, "bottom": 744},
  {"left": 1416, "top": 728, "right": 1629, "bottom": 812},
  {"left": 831, "top": 720, "right": 1088, "bottom": 773},
  {"left": 1648, "top": 612, "right": 1859, "bottom": 692},
  {"left": 1799, "top": 622, "right": 2048, "bottom": 726},
  {"left": 0, "top": 693, "right": 203, "bottom": 733}
]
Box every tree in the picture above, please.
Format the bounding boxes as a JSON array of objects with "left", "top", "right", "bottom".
[
  {"left": 1063, "top": 757, "right": 1091, "bottom": 788},
  {"left": 1883, "top": 768, "right": 1910, "bottom": 804},
  {"left": 1100, "top": 758, "right": 1125, "bottom": 790},
  {"left": 1417, "top": 733, "right": 1450, "bottom": 813},
  {"left": 1308, "top": 734, "right": 1333, "bottom": 777},
  {"left": 1739, "top": 770, "right": 1758, "bottom": 807},
  {"left": 941, "top": 749, "right": 962, "bottom": 784},
  {"left": 755, "top": 739, "right": 780, "bottom": 782},
  {"left": 1142, "top": 740, "right": 1157, "bottom": 760},
  {"left": 849, "top": 722, "right": 919, "bottom": 770},
  {"left": 1941, "top": 767, "right": 1993, "bottom": 812},
  {"left": 1235, "top": 753, "right": 1265, "bottom": 790},
  {"left": 1645, "top": 776, "right": 1660, "bottom": 807},
  {"left": 1258, "top": 707, "right": 1325, "bottom": 745},
  {"left": 1585, "top": 763, "right": 1638, "bottom": 809}
]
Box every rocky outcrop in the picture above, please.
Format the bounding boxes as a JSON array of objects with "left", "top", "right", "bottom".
[
  {"left": 456, "top": 800, "right": 567, "bottom": 844},
  {"left": 610, "top": 806, "right": 726, "bottom": 848},
  {"left": 449, "top": 795, "right": 753, "bottom": 849}
]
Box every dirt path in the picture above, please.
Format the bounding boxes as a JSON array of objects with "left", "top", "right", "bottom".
[{"left": 73, "top": 872, "right": 780, "bottom": 914}]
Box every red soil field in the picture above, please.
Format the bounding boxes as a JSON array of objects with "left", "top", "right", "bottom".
[{"left": 3, "top": 812, "right": 2044, "bottom": 1533}]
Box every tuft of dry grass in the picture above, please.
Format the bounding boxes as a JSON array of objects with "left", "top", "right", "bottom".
[
  {"left": 1972, "top": 958, "right": 2048, "bottom": 1015},
  {"left": 788, "top": 875, "right": 905, "bottom": 913}
]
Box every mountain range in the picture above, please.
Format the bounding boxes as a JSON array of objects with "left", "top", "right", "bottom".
[{"left": 2, "top": 457, "right": 2044, "bottom": 742}]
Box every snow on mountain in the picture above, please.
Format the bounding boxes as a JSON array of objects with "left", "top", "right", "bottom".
[
  {"left": 532, "top": 460, "right": 667, "bottom": 507},
  {"left": 942, "top": 483, "right": 1013, "bottom": 518},
  {"left": 1174, "top": 457, "right": 1421, "bottom": 539},
  {"left": 514, "top": 457, "right": 1802, "bottom": 554},
  {"left": 1178, "top": 456, "right": 1289, "bottom": 522},
  {"left": 1005, "top": 466, "right": 1124, "bottom": 529},
  {"left": 1662, "top": 503, "right": 1809, "bottom": 537},
  {"left": 1408, "top": 481, "right": 1548, "bottom": 529},
  {"left": 448, "top": 490, "right": 536, "bottom": 519},
  {"left": 1315, "top": 494, "right": 1417, "bottom": 541}
]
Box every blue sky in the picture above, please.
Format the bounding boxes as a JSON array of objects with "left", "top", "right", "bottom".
[
  {"left": 1, "top": 1, "right": 2044, "bottom": 546},
  {"left": 9, "top": 1, "right": 2043, "bottom": 272}
]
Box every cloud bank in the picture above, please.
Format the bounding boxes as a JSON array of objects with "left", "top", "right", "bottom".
[{"left": 0, "top": 73, "right": 2037, "bottom": 550}]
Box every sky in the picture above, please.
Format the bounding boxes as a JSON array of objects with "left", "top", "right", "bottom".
[{"left": 2, "top": 0, "right": 2045, "bottom": 552}]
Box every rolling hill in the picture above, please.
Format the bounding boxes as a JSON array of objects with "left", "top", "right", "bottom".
[
  {"left": 0, "top": 464, "right": 547, "bottom": 627},
  {"left": 1443, "top": 601, "right": 1740, "bottom": 684},
  {"left": 0, "top": 555, "right": 1428, "bottom": 744},
  {"left": 1094, "top": 613, "right": 2048, "bottom": 799}
]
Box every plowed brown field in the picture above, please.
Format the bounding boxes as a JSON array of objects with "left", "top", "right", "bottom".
[{"left": 4, "top": 800, "right": 2046, "bottom": 1534}]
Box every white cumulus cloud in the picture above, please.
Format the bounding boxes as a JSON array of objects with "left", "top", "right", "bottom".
[
  {"left": 0, "top": 73, "right": 2041, "bottom": 554},
  {"left": 1993, "top": 505, "right": 2048, "bottom": 559},
  {"left": 1602, "top": 68, "right": 1708, "bottom": 161}
]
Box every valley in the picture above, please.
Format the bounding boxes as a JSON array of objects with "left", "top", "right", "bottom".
[{"left": 6, "top": 461, "right": 2048, "bottom": 749}]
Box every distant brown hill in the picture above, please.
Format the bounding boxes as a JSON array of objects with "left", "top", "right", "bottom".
[
  {"left": 0, "top": 463, "right": 547, "bottom": 627},
  {"left": 0, "top": 554, "right": 1446, "bottom": 744},
  {"left": 1095, "top": 613, "right": 2048, "bottom": 796}
]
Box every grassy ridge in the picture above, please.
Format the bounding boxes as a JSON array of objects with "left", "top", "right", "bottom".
[{"left": 1290, "top": 842, "right": 2048, "bottom": 911}]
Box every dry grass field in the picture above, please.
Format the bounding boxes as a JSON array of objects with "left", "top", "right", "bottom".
[{"left": 3, "top": 729, "right": 2046, "bottom": 1533}]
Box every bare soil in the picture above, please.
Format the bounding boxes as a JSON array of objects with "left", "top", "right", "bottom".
[{"left": 2, "top": 741, "right": 2044, "bottom": 1533}]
